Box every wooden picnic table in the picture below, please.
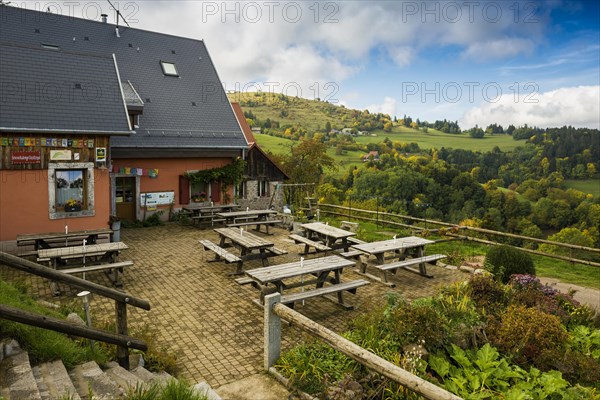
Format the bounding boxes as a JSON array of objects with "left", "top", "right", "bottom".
[
  {"left": 182, "top": 203, "right": 238, "bottom": 226},
  {"left": 37, "top": 242, "right": 130, "bottom": 293},
  {"left": 216, "top": 209, "right": 277, "bottom": 223},
  {"left": 245, "top": 255, "right": 368, "bottom": 309},
  {"left": 351, "top": 236, "right": 437, "bottom": 285},
  {"left": 38, "top": 242, "right": 129, "bottom": 267},
  {"left": 17, "top": 228, "right": 113, "bottom": 255},
  {"left": 217, "top": 209, "right": 280, "bottom": 234},
  {"left": 301, "top": 222, "right": 356, "bottom": 252},
  {"left": 211, "top": 227, "right": 285, "bottom": 274}
]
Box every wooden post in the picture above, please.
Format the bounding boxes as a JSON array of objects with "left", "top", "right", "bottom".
[
  {"left": 264, "top": 293, "right": 281, "bottom": 370},
  {"left": 115, "top": 301, "right": 130, "bottom": 369}
]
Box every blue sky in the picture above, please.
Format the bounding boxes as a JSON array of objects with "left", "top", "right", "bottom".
[{"left": 18, "top": 0, "right": 600, "bottom": 128}]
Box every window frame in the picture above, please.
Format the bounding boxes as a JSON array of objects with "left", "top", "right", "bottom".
[
  {"left": 258, "top": 180, "right": 269, "bottom": 197},
  {"left": 160, "top": 61, "right": 179, "bottom": 77},
  {"left": 48, "top": 162, "right": 95, "bottom": 219},
  {"left": 236, "top": 181, "right": 247, "bottom": 200}
]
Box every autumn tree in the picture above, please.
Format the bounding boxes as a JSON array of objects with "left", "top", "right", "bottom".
[{"left": 280, "top": 138, "right": 336, "bottom": 184}]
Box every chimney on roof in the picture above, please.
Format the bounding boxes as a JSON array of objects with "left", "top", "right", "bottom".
[{"left": 101, "top": 14, "right": 108, "bottom": 23}]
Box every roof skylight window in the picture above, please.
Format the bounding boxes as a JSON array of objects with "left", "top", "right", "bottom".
[
  {"left": 41, "top": 43, "right": 60, "bottom": 50},
  {"left": 160, "top": 61, "right": 178, "bottom": 77}
]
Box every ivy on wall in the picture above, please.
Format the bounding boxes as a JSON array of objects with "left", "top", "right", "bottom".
[{"left": 184, "top": 158, "right": 246, "bottom": 186}]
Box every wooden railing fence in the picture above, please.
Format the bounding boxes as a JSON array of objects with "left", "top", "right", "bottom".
[
  {"left": 0, "top": 251, "right": 150, "bottom": 369},
  {"left": 264, "top": 294, "right": 462, "bottom": 400},
  {"left": 319, "top": 204, "right": 600, "bottom": 267}
]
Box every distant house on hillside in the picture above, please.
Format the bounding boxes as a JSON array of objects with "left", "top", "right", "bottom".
[
  {"left": 231, "top": 103, "right": 288, "bottom": 209},
  {"left": 362, "top": 151, "right": 380, "bottom": 162}
]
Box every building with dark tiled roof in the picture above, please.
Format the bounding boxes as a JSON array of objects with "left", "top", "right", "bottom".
[
  {"left": 0, "top": 6, "right": 247, "bottom": 242},
  {"left": 230, "top": 103, "right": 288, "bottom": 209}
]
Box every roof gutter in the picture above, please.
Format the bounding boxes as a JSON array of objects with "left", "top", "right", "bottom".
[{"left": 0, "top": 127, "right": 133, "bottom": 136}]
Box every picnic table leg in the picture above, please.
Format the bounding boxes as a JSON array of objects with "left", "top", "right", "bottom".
[
  {"left": 50, "top": 259, "right": 60, "bottom": 296},
  {"left": 342, "top": 238, "right": 349, "bottom": 252},
  {"left": 417, "top": 246, "right": 427, "bottom": 276},
  {"left": 260, "top": 249, "right": 269, "bottom": 267}
]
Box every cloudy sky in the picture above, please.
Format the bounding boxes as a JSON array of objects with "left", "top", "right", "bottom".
[{"left": 20, "top": 0, "right": 600, "bottom": 128}]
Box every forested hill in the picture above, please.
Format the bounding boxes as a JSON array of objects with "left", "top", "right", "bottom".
[{"left": 228, "top": 92, "right": 599, "bottom": 251}]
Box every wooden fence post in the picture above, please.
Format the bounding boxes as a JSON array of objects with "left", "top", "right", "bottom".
[
  {"left": 115, "top": 300, "right": 130, "bottom": 369},
  {"left": 264, "top": 293, "right": 281, "bottom": 370}
]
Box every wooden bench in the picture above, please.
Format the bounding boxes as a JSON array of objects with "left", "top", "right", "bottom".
[
  {"left": 375, "top": 254, "right": 447, "bottom": 282},
  {"left": 267, "top": 247, "right": 288, "bottom": 256},
  {"left": 289, "top": 234, "right": 332, "bottom": 254},
  {"left": 280, "top": 279, "right": 369, "bottom": 309},
  {"left": 226, "top": 220, "right": 283, "bottom": 234},
  {"left": 199, "top": 239, "right": 242, "bottom": 264},
  {"left": 347, "top": 237, "right": 366, "bottom": 245},
  {"left": 340, "top": 249, "right": 365, "bottom": 258},
  {"left": 59, "top": 261, "right": 134, "bottom": 287},
  {"left": 235, "top": 276, "right": 255, "bottom": 285}
]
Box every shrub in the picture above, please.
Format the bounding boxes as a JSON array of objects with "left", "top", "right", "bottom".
[
  {"left": 484, "top": 245, "right": 535, "bottom": 283},
  {"left": 490, "top": 305, "right": 568, "bottom": 368},
  {"left": 390, "top": 298, "right": 450, "bottom": 351},
  {"left": 467, "top": 275, "right": 508, "bottom": 314}
]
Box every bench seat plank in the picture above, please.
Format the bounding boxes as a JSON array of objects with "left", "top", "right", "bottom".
[
  {"left": 227, "top": 219, "right": 282, "bottom": 227},
  {"left": 375, "top": 254, "right": 447, "bottom": 271},
  {"left": 340, "top": 249, "right": 365, "bottom": 258},
  {"left": 347, "top": 237, "right": 366, "bottom": 245},
  {"left": 267, "top": 247, "right": 288, "bottom": 256},
  {"left": 289, "top": 234, "right": 331, "bottom": 253},
  {"left": 199, "top": 239, "right": 242, "bottom": 263},
  {"left": 280, "top": 279, "right": 369, "bottom": 304},
  {"left": 60, "top": 261, "right": 134, "bottom": 275}
]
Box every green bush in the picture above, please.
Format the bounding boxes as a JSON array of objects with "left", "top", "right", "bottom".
[
  {"left": 490, "top": 305, "right": 568, "bottom": 368},
  {"left": 484, "top": 245, "right": 535, "bottom": 283},
  {"left": 467, "top": 275, "right": 508, "bottom": 314}
]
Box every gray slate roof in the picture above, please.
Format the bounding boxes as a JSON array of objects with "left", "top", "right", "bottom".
[
  {"left": 0, "top": 42, "right": 130, "bottom": 134},
  {"left": 0, "top": 6, "right": 247, "bottom": 149}
]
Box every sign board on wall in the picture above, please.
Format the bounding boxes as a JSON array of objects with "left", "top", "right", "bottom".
[
  {"left": 11, "top": 150, "right": 41, "bottom": 164},
  {"left": 140, "top": 191, "right": 174, "bottom": 207},
  {"left": 96, "top": 147, "right": 106, "bottom": 162},
  {"left": 50, "top": 150, "right": 72, "bottom": 161}
]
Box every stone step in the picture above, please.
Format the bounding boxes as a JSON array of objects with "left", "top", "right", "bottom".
[
  {"left": 69, "top": 361, "right": 121, "bottom": 400},
  {"left": 33, "top": 360, "right": 81, "bottom": 400},
  {"left": 0, "top": 346, "right": 42, "bottom": 400},
  {"left": 130, "top": 365, "right": 157, "bottom": 383},
  {"left": 194, "top": 381, "right": 222, "bottom": 400},
  {"left": 104, "top": 361, "right": 145, "bottom": 392}
]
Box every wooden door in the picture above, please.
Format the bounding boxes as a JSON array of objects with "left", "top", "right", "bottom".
[{"left": 115, "top": 177, "right": 136, "bottom": 222}]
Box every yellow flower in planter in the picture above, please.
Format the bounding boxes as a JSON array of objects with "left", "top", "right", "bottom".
[{"left": 66, "top": 199, "right": 78, "bottom": 207}]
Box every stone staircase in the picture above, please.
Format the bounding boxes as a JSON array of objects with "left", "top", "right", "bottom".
[{"left": 0, "top": 339, "right": 221, "bottom": 399}]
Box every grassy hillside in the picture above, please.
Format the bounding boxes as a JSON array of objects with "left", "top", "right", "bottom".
[
  {"left": 564, "top": 179, "right": 600, "bottom": 197},
  {"left": 229, "top": 92, "right": 525, "bottom": 153},
  {"left": 355, "top": 128, "right": 523, "bottom": 151}
]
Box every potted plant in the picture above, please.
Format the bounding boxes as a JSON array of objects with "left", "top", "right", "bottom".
[
  {"left": 64, "top": 199, "right": 82, "bottom": 212},
  {"left": 191, "top": 192, "right": 207, "bottom": 203}
]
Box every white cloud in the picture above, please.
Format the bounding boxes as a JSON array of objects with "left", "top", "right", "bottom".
[
  {"left": 461, "top": 86, "right": 600, "bottom": 129},
  {"left": 366, "top": 97, "right": 398, "bottom": 117},
  {"left": 387, "top": 46, "right": 414, "bottom": 67},
  {"left": 462, "top": 38, "right": 535, "bottom": 61}
]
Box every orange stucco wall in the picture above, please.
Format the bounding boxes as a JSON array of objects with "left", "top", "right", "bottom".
[
  {"left": 0, "top": 168, "right": 111, "bottom": 242},
  {"left": 113, "top": 157, "right": 235, "bottom": 207}
]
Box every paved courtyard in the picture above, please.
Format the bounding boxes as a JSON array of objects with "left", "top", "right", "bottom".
[{"left": 1, "top": 223, "right": 465, "bottom": 388}]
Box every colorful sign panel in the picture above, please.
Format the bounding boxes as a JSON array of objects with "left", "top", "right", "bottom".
[{"left": 11, "top": 150, "right": 41, "bottom": 164}]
